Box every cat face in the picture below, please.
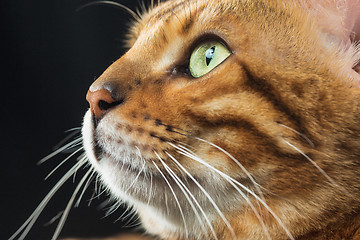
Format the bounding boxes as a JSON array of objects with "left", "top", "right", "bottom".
[{"left": 82, "top": 0, "right": 360, "bottom": 239}]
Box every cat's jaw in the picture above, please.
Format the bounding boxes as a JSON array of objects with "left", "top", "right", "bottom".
[{"left": 82, "top": 110, "right": 154, "bottom": 202}]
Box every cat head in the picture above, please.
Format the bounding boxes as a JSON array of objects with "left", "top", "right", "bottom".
[{"left": 82, "top": 0, "right": 360, "bottom": 239}]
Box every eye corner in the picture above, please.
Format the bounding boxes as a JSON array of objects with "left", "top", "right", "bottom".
[{"left": 170, "top": 64, "right": 192, "bottom": 78}]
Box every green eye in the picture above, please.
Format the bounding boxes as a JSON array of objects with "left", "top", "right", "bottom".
[{"left": 189, "top": 40, "right": 231, "bottom": 78}]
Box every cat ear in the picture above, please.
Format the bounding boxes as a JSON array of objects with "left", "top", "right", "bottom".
[
  {"left": 302, "top": 0, "right": 360, "bottom": 44},
  {"left": 301, "top": 0, "right": 360, "bottom": 84}
]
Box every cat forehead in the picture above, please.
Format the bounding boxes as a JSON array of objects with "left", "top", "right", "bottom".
[
  {"left": 128, "top": 0, "right": 238, "bottom": 69},
  {"left": 137, "top": 0, "right": 228, "bottom": 39}
]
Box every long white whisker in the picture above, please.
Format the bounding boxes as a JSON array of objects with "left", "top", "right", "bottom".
[
  {"left": 190, "top": 137, "right": 266, "bottom": 203},
  {"left": 171, "top": 144, "right": 272, "bottom": 240},
  {"left": 155, "top": 152, "right": 193, "bottom": 236},
  {"left": 152, "top": 154, "right": 215, "bottom": 239},
  {"left": 111, "top": 202, "right": 129, "bottom": 220},
  {"left": 124, "top": 148, "right": 146, "bottom": 194},
  {"left": 103, "top": 202, "right": 122, "bottom": 219},
  {"left": 51, "top": 166, "right": 93, "bottom": 240},
  {"left": 165, "top": 152, "right": 237, "bottom": 240},
  {"left": 279, "top": 124, "right": 315, "bottom": 147},
  {"left": 121, "top": 207, "right": 141, "bottom": 228},
  {"left": 9, "top": 158, "right": 87, "bottom": 240},
  {"left": 173, "top": 141, "right": 268, "bottom": 216},
  {"left": 151, "top": 156, "right": 189, "bottom": 238},
  {"left": 43, "top": 211, "right": 63, "bottom": 227},
  {"left": 145, "top": 171, "right": 154, "bottom": 209},
  {"left": 64, "top": 127, "right": 82, "bottom": 132},
  {"left": 282, "top": 140, "right": 338, "bottom": 187},
  {"left": 45, "top": 147, "right": 84, "bottom": 180},
  {"left": 113, "top": 203, "right": 137, "bottom": 225},
  {"left": 94, "top": 174, "right": 101, "bottom": 195},
  {"left": 76, "top": 1, "right": 141, "bottom": 21},
  {"left": 52, "top": 129, "right": 81, "bottom": 150},
  {"left": 38, "top": 137, "right": 82, "bottom": 165},
  {"left": 90, "top": 186, "right": 108, "bottom": 200},
  {"left": 75, "top": 169, "right": 97, "bottom": 207},
  {"left": 171, "top": 143, "right": 292, "bottom": 240}
]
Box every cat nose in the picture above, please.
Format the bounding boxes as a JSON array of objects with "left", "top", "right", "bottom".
[{"left": 86, "top": 86, "right": 124, "bottom": 119}]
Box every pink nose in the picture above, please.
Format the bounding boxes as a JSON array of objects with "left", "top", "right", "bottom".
[{"left": 86, "top": 89, "right": 117, "bottom": 119}]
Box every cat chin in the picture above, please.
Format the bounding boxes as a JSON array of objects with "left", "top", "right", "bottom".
[{"left": 82, "top": 110, "right": 151, "bottom": 198}]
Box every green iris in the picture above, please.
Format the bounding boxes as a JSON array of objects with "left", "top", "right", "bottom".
[{"left": 189, "top": 40, "right": 231, "bottom": 78}]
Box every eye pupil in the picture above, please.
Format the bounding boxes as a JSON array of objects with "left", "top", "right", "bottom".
[{"left": 205, "top": 46, "right": 216, "bottom": 66}]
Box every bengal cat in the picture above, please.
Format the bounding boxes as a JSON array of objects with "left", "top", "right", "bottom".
[{"left": 11, "top": 0, "right": 360, "bottom": 239}]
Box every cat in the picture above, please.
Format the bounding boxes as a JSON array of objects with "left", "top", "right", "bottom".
[{"left": 10, "top": 0, "right": 360, "bottom": 239}]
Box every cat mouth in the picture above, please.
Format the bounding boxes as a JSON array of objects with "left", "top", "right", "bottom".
[
  {"left": 82, "top": 110, "right": 169, "bottom": 178},
  {"left": 92, "top": 138, "right": 148, "bottom": 175}
]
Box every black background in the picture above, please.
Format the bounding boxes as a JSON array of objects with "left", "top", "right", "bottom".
[{"left": 2, "top": 0, "right": 143, "bottom": 239}]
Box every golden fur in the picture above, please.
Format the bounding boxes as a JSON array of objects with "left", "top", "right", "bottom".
[{"left": 52, "top": 0, "right": 360, "bottom": 239}]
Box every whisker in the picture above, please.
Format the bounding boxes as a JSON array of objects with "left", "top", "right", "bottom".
[
  {"left": 282, "top": 140, "right": 339, "bottom": 187},
  {"left": 72, "top": 156, "right": 83, "bottom": 183},
  {"left": 9, "top": 158, "right": 88, "bottom": 240},
  {"left": 121, "top": 208, "right": 141, "bottom": 228},
  {"left": 152, "top": 154, "right": 215, "bottom": 239},
  {"left": 164, "top": 130, "right": 267, "bottom": 205},
  {"left": 153, "top": 153, "right": 189, "bottom": 237},
  {"left": 103, "top": 202, "right": 122, "bottom": 219},
  {"left": 135, "top": 5, "right": 142, "bottom": 21},
  {"left": 139, "top": 0, "right": 147, "bottom": 15},
  {"left": 190, "top": 137, "right": 266, "bottom": 203},
  {"left": 45, "top": 146, "right": 84, "bottom": 180},
  {"left": 279, "top": 124, "right": 315, "bottom": 148},
  {"left": 51, "top": 167, "right": 94, "bottom": 240},
  {"left": 75, "top": 170, "right": 97, "bottom": 207},
  {"left": 97, "top": 198, "right": 114, "bottom": 211},
  {"left": 90, "top": 185, "right": 108, "bottom": 201},
  {"left": 124, "top": 159, "right": 146, "bottom": 194},
  {"left": 177, "top": 135, "right": 273, "bottom": 222},
  {"left": 145, "top": 171, "right": 154, "bottom": 208},
  {"left": 64, "top": 127, "right": 82, "bottom": 132},
  {"left": 123, "top": 219, "right": 141, "bottom": 229},
  {"left": 174, "top": 140, "right": 269, "bottom": 220},
  {"left": 76, "top": 1, "right": 141, "bottom": 21},
  {"left": 174, "top": 142, "right": 295, "bottom": 240},
  {"left": 174, "top": 146, "right": 271, "bottom": 239},
  {"left": 38, "top": 137, "right": 82, "bottom": 165},
  {"left": 165, "top": 152, "right": 237, "bottom": 240},
  {"left": 43, "top": 211, "right": 63, "bottom": 227},
  {"left": 53, "top": 129, "right": 81, "bottom": 151},
  {"left": 94, "top": 174, "right": 103, "bottom": 196},
  {"left": 112, "top": 203, "right": 134, "bottom": 223}
]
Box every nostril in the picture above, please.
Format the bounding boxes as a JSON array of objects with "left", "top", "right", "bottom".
[{"left": 98, "top": 99, "right": 125, "bottom": 111}]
